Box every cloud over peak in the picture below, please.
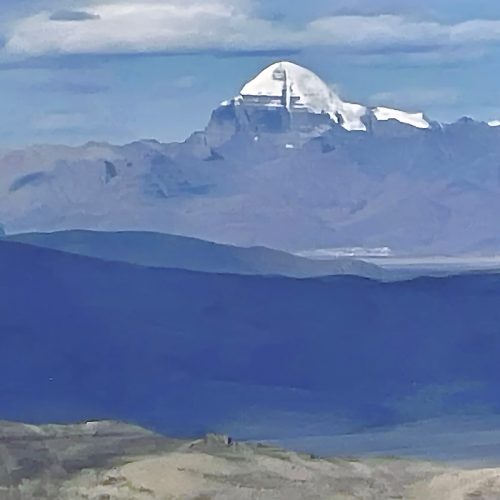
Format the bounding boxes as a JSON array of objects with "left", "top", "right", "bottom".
[{"left": 3, "top": 0, "right": 500, "bottom": 59}]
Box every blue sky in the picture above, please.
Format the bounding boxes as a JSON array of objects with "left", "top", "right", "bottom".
[{"left": 3, "top": 0, "right": 500, "bottom": 146}]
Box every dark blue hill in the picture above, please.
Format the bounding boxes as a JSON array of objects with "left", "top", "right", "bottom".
[{"left": 1, "top": 240, "right": 500, "bottom": 439}]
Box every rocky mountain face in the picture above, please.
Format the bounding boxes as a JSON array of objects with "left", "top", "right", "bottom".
[{"left": 1, "top": 62, "right": 500, "bottom": 255}]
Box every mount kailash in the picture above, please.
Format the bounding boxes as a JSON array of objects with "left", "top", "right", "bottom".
[{"left": 1, "top": 61, "right": 500, "bottom": 256}]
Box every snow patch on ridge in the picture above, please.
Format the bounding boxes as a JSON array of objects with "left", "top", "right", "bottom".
[{"left": 373, "top": 107, "right": 430, "bottom": 129}]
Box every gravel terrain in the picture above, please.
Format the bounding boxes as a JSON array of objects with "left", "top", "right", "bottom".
[{"left": 2, "top": 421, "right": 500, "bottom": 499}]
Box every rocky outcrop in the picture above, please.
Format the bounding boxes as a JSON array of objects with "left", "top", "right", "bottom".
[{"left": 0, "top": 420, "right": 453, "bottom": 500}]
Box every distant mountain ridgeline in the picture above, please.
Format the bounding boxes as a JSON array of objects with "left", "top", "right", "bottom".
[
  {"left": 2, "top": 230, "right": 387, "bottom": 280},
  {"left": 1, "top": 64, "right": 500, "bottom": 256}
]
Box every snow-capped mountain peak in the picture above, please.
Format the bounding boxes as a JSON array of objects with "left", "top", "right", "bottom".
[
  {"left": 230, "top": 61, "right": 431, "bottom": 132},
  {"left": 238, "top": 61, "right": 367, "bottom": 131},
  {"left": 2, "top": 61, "right": 500, "bottom": 257}
]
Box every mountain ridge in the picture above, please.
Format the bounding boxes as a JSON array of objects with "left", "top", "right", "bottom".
[
  {"left": 2, "top": 230, "right": 388, "bottom": 280},
  {"left": 1, "top": 61, "right": 500, "bottom": 255}
]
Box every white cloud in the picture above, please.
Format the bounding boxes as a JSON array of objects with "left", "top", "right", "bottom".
[
  {"left": 305, "top": 15, "right": 448, "bottom": 49},
  {"left": 6, "top": 2, "right": 249, "bottom": 55},
  {"left": 4, "top": 1, "right": 500, "bottom": 57}
]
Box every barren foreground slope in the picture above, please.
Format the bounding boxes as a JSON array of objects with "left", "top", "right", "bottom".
[{"left": 1, "top": 421, "right": 500, "bottom": 499}]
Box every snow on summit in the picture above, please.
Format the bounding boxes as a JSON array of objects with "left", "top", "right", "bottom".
[
  {"left": 234, "top": 61, "right": 430, "bottom": 131},
  {"left": 240, "top": 61, "right": 367, "bottom": 131}
]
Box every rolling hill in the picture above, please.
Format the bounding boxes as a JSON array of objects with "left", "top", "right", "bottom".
[{"left": 1, "top": 239, "right": 500, "bottom": 442}]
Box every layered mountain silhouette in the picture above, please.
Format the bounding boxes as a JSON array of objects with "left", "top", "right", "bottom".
[
  {"left": 1, "top": 62, "right": 500, "bottom": 255},
  {"left": 2, "top": 230, "right": 387, "bottom": 279}
]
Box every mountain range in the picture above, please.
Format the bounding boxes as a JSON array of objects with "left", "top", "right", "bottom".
[{"left": 1, "top": 61, "right": 500, "bottom": 255}]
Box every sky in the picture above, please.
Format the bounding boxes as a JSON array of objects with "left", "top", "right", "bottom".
[{"left": 3, "top": 0, "right": 500, "bottom": 146}]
